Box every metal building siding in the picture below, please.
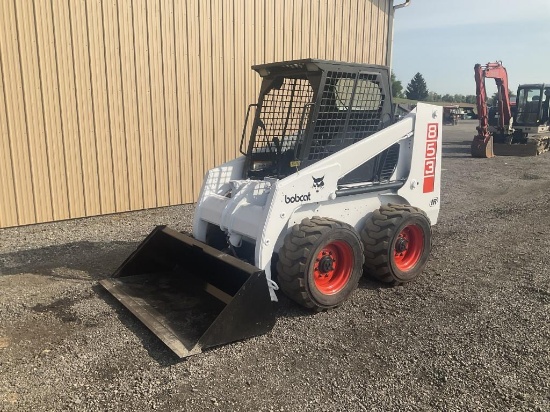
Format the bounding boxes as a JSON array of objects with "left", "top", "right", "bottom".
[{"left": 0, "top": 0, "right": 392, "bottom": 228}]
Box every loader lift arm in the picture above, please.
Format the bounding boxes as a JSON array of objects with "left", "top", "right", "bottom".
[{"left": 471, "top": 62, "right": 512, "bottom": 158}]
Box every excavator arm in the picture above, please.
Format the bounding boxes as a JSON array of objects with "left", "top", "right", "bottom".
[{"left": 471, "top": 62, "right": 512, "bottom": 158}]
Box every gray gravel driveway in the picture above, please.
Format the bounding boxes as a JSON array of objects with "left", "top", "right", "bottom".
[{"left": 1, "top": 120, "right": 549, "bottom": 411}]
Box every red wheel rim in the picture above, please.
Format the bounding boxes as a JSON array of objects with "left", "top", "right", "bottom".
[
  {"left": 393, "top": 224, "right": 424, "bottom": 271},
  {"left": 313, "top": 241, "right": 353, "bottom": 295}
]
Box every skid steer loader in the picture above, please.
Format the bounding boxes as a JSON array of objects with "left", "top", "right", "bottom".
[{"left": 100, "top": 59, "right": 442, "bottom": 358}]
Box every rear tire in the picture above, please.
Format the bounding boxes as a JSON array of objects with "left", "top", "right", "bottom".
[
  {"left": 361, "top": 204, "right": 432, "bottom": 285},
  {"left": 276, "top": 217, "right": 364, "bottom": 311}
]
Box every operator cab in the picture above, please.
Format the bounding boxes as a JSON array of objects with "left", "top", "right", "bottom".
[
  {"left": 515, "top": 84, "right": 550, "bottom": 126},
  {"left": 240, "top": 59, "right": 396, "bottom": 186}
]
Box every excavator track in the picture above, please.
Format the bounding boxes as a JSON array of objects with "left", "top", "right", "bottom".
[{"left": 494, "top": 135, "right": 550, "bottom": 156}]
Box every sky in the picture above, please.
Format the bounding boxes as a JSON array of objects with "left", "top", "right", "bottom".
[{"left": 391, "top": 0, "right": 550, "bottom": 97}]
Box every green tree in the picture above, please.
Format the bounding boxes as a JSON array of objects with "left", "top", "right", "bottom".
[
  {"left": 464, "top": 95, "right": 476, "bottom": 104},
  {"left": 391, "top": 71, "right": 403, "bottom": 98},
  {"left": 405, "top": 73, "right": 429, "bottom": 101},
  {"left": 428, "top": 91, "right": 442, "bottom": 102},
  {"left": 453, "top": 94, "right": 466, "bottom": 103},
  {"left": 442, "top": 94, "right": 455, "bottom": 103}
]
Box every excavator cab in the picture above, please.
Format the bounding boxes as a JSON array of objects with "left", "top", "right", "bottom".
[
  {"left": 515, "top": 85, "right": 550, "bottom": 126},
  {"left": 544, "top": 88, "right": 550, "bottom": 123},
  {"left": 507, "top": 84, "right": 550, "bottom": 154}
]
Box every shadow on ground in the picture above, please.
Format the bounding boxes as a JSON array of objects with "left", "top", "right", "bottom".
[
  {"left": 0, "top": 241, "right": 139, "bottom": 279},
  {"left": 442, "top": 140, "right": 471, "bottom": 157}
]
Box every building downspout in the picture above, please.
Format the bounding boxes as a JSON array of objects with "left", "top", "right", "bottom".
[
  {"left": 393, "top": 0, "right": 411, "bottom": 10},
  {"left": 386, "top": 0, "right": 412, "bottom": 68}
]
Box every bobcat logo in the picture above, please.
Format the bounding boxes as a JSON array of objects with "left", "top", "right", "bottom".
[{"left": 312, "top": 176, "right": 325, "bottom": 192}]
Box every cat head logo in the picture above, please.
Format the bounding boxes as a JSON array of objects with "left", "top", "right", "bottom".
[{"left": 312, "top": 176, "right": 325, "bottom": 192}]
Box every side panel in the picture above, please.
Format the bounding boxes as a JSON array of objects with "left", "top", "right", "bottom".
[{"left": 397, "top": 103, "right": 443, "bottom": 224}]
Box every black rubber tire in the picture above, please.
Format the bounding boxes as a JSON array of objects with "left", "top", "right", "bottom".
[
  {"left": 361, "top": 204, "right": 432, "bottom": 285},
  {"left": 205, "top": 223, "right": 228, "bottom": 251},
  {"left": 276, "top": 216, "right": 364, "bottom": 311}
]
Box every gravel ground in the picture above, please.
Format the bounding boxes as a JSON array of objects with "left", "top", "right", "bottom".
[{"left": 1, "top": 119, "right": 549, "bottom": 411}]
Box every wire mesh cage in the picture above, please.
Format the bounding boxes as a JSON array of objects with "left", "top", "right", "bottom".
[
  {"left": 244, "top": 60, "right": 393, "bottom": 181},
  {"left": 307, "top": 71, "right": 385, "bottom": 162},
  {"left": 251, "top": 77, "right": 314, "bottom": 154}
]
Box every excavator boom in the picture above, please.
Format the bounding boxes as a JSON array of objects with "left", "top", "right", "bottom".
[{"left": 471, "top": 62, "right": 512, "bottom": 158}]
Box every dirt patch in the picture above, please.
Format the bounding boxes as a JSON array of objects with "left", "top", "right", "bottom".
[{"left": 0, "top": 336, "right": 10, "bottom": 349}]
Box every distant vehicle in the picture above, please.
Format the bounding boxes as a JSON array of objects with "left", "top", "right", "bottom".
[
  {"left": 471, "top": 61, "right": 550, "bottom": 157},
  {"left": 443, "top": 105, "right": 460, "bottom": 125}
]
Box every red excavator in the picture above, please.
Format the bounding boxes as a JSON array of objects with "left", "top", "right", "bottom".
[{"left": 471, "top": 61, "right": 550, "bottom": 157}]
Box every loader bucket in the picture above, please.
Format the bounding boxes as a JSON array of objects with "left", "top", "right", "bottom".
[
  {"left": 99, "top": 226, "right": 275, "bottom": 358},
  {"left": 471, "top": 136, "right": 494, "bottom": 158}
]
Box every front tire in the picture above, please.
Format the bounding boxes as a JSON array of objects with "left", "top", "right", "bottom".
[
  {"left": 276, "top": 217, "right": 364, "bottom": 311},
  {"left": 361, "top": 204, "right": 432, "bottom": 285}
]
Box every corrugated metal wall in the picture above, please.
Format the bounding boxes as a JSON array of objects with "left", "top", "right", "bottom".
[{"left": 0, "top": 0, "right": 391, "bottom": 228}]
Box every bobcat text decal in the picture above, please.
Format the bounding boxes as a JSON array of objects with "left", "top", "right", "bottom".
[
  {"left": 284, "top": 192, "right": 311, "bottom": 204},
  {"left": 423, "top": 123, "right": 439, "bottom": 193}
]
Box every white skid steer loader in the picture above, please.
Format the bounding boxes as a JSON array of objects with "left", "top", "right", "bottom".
[{"left": 100, "top": 60, "right": 442, "bottom": 358}]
